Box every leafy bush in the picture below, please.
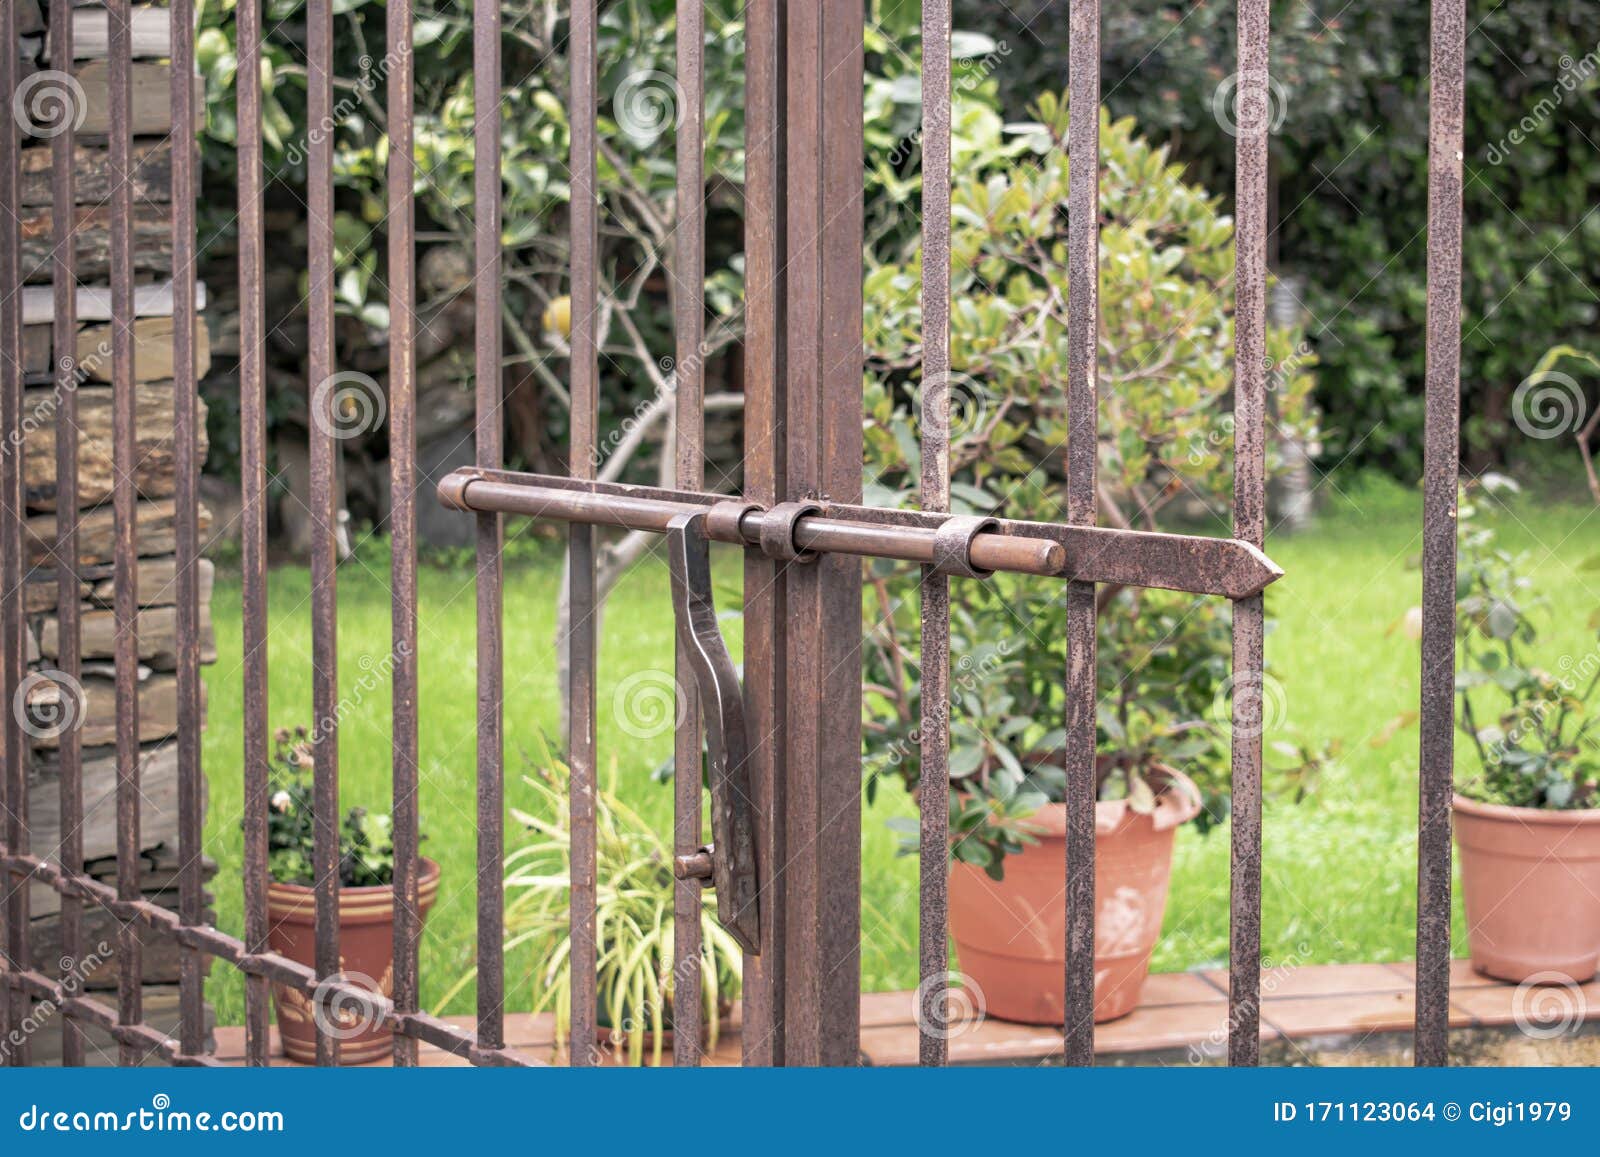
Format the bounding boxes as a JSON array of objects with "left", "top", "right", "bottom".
[
  {"left": 960, "top": 0, "right": 1600, "bottom": 476},
  {"left": 1453, "top": 477, "right": 1600, "bottom": 809},
  {"left": 860, "top": 93, "right": 1328, "bottom": 876},
  {"left": 264, "top": 727, "right": 414, "bottom": 887}
]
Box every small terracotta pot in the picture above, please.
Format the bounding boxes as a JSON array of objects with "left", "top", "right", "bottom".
[
  {"left": 266, "top": 859, "right": 441, "bottom": 1064},
  {"left": 1454, "top": 794, "right": 1600, "bottom": 983},
  {"left": 949, "top": 767, "right": 1200, "bottom": 1025}
]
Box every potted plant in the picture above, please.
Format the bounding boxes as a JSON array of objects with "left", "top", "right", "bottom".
[
  {"left": 261, "top": 727, "right": 437, "bottom": 1064},
  {"left": 861, "top": 94, "right": 1327, "bottom": 1025},
  {"left": 1449, "top": 477, "right": 1600, "bottom": 982},
  {"left": 439, "top": 739, "right": 742, "bottom": 1066}
]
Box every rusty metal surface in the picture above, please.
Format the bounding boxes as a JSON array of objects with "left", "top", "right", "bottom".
[
  {"left": 782, "top": 0, "right": 865, "bottom": 1066},
  {"left": 471, "top": 0, "right": 506, "bottom": 1058},
  {"left": 306, "top": 0, "right": 341, "bottom": 1068},
  {"left": 49, "top": 0, "right": 85, "bottom": 1067},
  {"left": 236, "top": 0, "right": 272, "bottom": 1069},
  {"left": 667, "top": 514, "right": 759, "bottom": 955},
  {"left": 917, "top": 0, "right": 952, "bottom": 1069},
  {"left": 1227, "top": 0, "right": 1271, "bottom": 1068},
  {"left": 738, "top": 0, "right": 786, "bottom": 1066},
  {"left": 1417, "top": 0, "right": 1465, "bottom": 1070},
  {"left": 672, "top": 0, "right": 707, "bottom": 1067},
  {"left": 109, "top": 0, "right": 145, "bottom": 1067},
  {"left": 390, "top": 0, "right": 422, "bottom": 1068},
  {"left": 0, "top": 0, "right": 25, "bottom": 1068},
  {"left": 1063, "top": 0, "right": 1100, "bottom": 1069},
  {"left": 170, "top": 0, "right": 206, "bottom": 1062},
  {"left": 567, "top": 0, "right": 600, "bottom": 1067}
]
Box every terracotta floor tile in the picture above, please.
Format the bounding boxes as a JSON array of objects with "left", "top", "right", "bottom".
[
  {"left": 1140, "top": 970, "right": 1226, "bottom": 1006},
  {"left": 1203, "top": 963, "right": 1410, "bottom": 1001},
  {"left": 1258, "top": 989, "right": 1474, "bottom": 1039},
  {"left": 1382, "top": 958, "right": 1500, "bottom": 989},
  {"left": 1447, "top": 976, "right": 1600, "bottom": 1029}
]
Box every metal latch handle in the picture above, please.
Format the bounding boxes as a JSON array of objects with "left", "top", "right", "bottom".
[{"left": 665, "top": 512, "right": 760, "bottom": 956}]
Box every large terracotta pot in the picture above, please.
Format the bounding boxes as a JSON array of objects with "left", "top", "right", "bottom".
[
  {"left": 266, "top": 859, "right": 441, "bottom": 1064},
  {"left": 1454, "top": 794, "right": 1600, "bottom": 983},
  {"left": 949, "top": 768, "right": 1200, "bottom": 1025}
]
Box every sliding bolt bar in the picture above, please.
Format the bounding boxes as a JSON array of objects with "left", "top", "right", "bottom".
[{"left": 438, "top": 471, "right": 1064, "bottom": 579}]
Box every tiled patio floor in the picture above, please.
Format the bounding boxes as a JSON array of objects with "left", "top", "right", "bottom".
[{"left": 213, "top": 960, "right": 1598, "bottom": 1066}]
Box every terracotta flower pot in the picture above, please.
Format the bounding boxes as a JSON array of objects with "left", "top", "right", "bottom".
[
  {"left": 1454, "top": 794, "right": 1600, "bottom": 983},
  {"left": 266, "top": 859, "right": 441, "bottom": 1064},
  {"left": 949, "top": 768, "right": 1200, "bottom": 1025}
]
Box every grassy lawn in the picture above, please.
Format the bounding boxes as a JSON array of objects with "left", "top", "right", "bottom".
[{"left": 201, "top": 474, "right": 1599, "bottom": 1025}]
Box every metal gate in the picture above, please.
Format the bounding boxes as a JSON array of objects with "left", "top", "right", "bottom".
[{"left": 0, "top": 0, "right": 1466, "bottom": 1067}]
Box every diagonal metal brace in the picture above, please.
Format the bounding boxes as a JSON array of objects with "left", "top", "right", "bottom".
[{"left": 665, "top": 512, "right": 760, "bottom": 955}]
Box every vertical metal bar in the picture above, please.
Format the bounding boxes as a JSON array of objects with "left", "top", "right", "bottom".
[
  {"left": 671, "top": 0, "right": 706, "bottom": 1069},
  {"left": 739, "top": 0, "right": 787, "bottom": 1067},
  {"left": 567, "top": 0, "right": 600, "bottom": 1067},
  {"left": 389, "top": 0, "right": 422, "bottom": 1068},
  {"left": 109, "top": 0, "right": 144, "bottom": 1068},
  {"left": 473, "top": 0, "right": 505, "bottom": 1057},
  {"left": 0, "top": 0, "right": 28, "bottom": 1068},
  {"left": 782, "top": 0, "right": 863, "bottom": 1067},
  {"left": 172, "top": 0, "right": 205, "bottom": 1061},
  {"left": 236, "top": 0, "right": 272, "bottom": 1069},
  {"left": 1416, "top": 0, "right": 1465, "bottom": 1069},
  {"left": 916, "top": 0, "right": 952, "bottom": 1070},
  {"left": 50, "top": 0, "right": 85, "bottom": 1069},
  {"left": 1062, "top": 0, "right": 1099, "bottom": 1069},
  {"left": 306, "top": 0, "right": 341, "bottom": 1068},
  {"left": 1228, "top": 0, "right": 1270, "bottom": 1068}
]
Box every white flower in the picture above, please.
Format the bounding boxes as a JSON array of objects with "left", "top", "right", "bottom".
[{"left": 271, "top": 791, "right": 293, "bottom": 813}]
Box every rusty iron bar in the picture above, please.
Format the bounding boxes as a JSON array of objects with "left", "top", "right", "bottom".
[
  {"left": 472, "top": 0, "right": 506, "bottom": 1058},
  {"left": 440, "top": 474, "right": 1066, "bottom": 580},
  {"left": 1228, "top": 0, "right": 1271, "bottom": 1068},
  {"left": 50, "top": 0, "right": 86, "bottom": 1069},
  {"left": 172, "top": 0, "right": 206, "bottom": 1062},
  {"left": 1417, "top": 0, "right": 1466, "bottom": 1069},
  {"left": 0, "top": 0, "right": 26, "bottom": 1068},
  {"left": 109, "top": 0, "right": 145, "bottom": 1068},
  {"left": 2, "top": 969, "right": 225, "bottom": 1066},
  {"left": 672, "top": 0, "right": 707, "bottom": 1069},
  {"left": 568, "top": 0, "right": 600, "bottom": 1068},
  {"left": 390, "top": 0, "right": 422, "bottom": 1068},
  {"left": 236, "top": 0, "right": 272, "bottom": 1068},
  {"left": 306, "top": 0, "right": 341, "bottom": 1068},
  {"left": 1062, "top": 0, "right": 1099, "bottom": 1069},
  {"left": 918, "top": 0, "right": 953, "bottom": 1069},
  {"left": 739, "top": 0, "right": 786, "bottom": 1067},
  {"left": 782, "top": 0, "right": 865, "bottom": 1066},
  {"left": 2, "top": 854, "right": 546, "bottom": 1066}
]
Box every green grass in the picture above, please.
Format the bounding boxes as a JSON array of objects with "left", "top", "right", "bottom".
[{"left": 202, "top": 476, "right": 1599, "bottom": 1024}]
